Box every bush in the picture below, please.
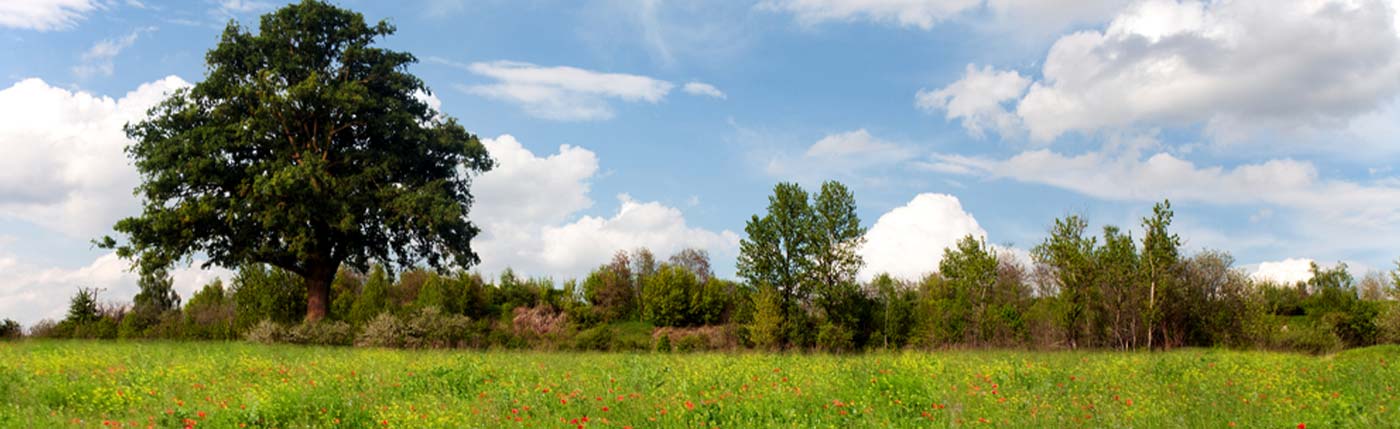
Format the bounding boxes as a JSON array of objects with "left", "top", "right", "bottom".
[
  {"left": 1376, "top": 303, "right": 1400, "bottom": 344},
  {"left": 674, "top": 334, "right": 707, "bottom": 352},
  {"left": 1277, "top": 322, "right": 1342, "bottom": 354},
  {"left": 0, "top": 319, "right": 20, "bottom": 340},
  {"left": 355, "top": 313, "right": 405, "bottom": 348},
  {"left": 27, "top": 319, "right": 58, "bottom": 338},
  {"left": 653, "top": 335, "right": 672, "bottom": 353},
  {"left": 291, "top": 320, "right": 355, "bottom": 346},
  {"left": 574, "top": 326, "right": 614, "bottom": 351},
  {"left": 352, "top": 308, "right": 474, "bottom": 349},
  {"left": 402, "top": 307, "right": 474, "bottom": 348},
  {"left": 244, "top": 320, "right": 290, "bottom": 344},
  {"left": 816, "top": 322, "right": 854, "bottom": 353},
  {"left": 651, "top": 325, "right": 739, "bottom": 351}
]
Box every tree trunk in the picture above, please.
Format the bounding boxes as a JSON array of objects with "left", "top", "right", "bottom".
[{"left": 304, "top": 261, "right": 338, "bottom": 322}]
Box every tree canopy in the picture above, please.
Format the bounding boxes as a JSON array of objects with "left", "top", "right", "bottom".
[{"left": 102, "top": 0, "right": 493, "bottom": 321}]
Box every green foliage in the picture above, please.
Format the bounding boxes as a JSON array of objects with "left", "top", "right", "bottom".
[
  {"left": 1033, "top": 215, "right": 1098, "bottom": 348},
  {"left": 1141, "top": 200, "right": 1182, "bottom": 348},
  {"left": 1304, "top": 262, "right": 1378, "bottom": 347},
  {"left": 582, "top": 255, "right": 636, "bottom": 322},
  {"left": 0, "top": 319, "right": 20, "bottom": 339},
  {"left": 815, "top": 322, "right": 854, "bottom": 352},
  {"left": 749, "top": 286, "right": 785, "bottom": 350},
  {"left": 642, "top": 265, "right": 699, "bottom": 327},
  {"left": 737, "top": 181, "right": 867, "bottom": 349},
  {"left": 939, "top": 235, "right": 999, "bottom": 345},
  {"left": 232, "top": 264, "right": 307, "bottom": 330},
  {"left": 348, "top": 265, "right": 390, "bottom": 325},
  {"left": 103, "top": 0, "right": 493, "bottom": 322},
  {"left": 738, "top": 182, "right": 813, "bottom": 311},
  {"left": 183, "top": 279, "right": 237, "bottom": 339},
  {"left": 329, "top": 266, "right": 365, "bottom": 321}
]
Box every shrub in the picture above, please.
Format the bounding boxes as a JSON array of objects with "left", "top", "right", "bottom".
[
  {"left": 652, "top": 325, "right": 739, "bottom": 351},
  {"left": 816, "top": 322, "right": 855, "bottom": 353},
  {"left": 0, "top": 319, "right": 20, "bottom": 340},
  {"left": 674, "top": 334, "right": 707, "bottom": 353},
  {"left": 27, "top": 319, "right": 58, "bottom": 338},
  {"left": 291, "top": 320, "right": 355, "bottom": 346},
  {"left": 355, "top": 313, "right": 405, "bottom": 348},
  {"left": 574, "top": 326, "right": 614, "bottom": 351},
  {"left": 654, "top": 335, "right": 672, "bottom": 353},
  {"left": 512, "top": 305, "right": 566, "bottom": 338},
  {"left": 403, "top": 307, "right": 474, "bottom": 348},
  {"left": 1277, "top": 322, "right": 1342, "bottom": 354},
  {"left": 245, "top": 320, "right": 289, "bottom": 344},
  {"left": 1376, "top": 303, "right": 1400, "bottom": 344}
]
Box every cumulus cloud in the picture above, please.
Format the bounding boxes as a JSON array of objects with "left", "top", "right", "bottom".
[
  {"left": 1249, "top": 258, "right": 1314, "bottom": 286},
  {"left": 455, "top": 60, "right": 674, "bottom": 121},
  {"left": 0, "top": 76, "right": 190, "bottom": 238},
  {"left": 470, "top": 135, "right": 738, "bottom": 280},
  {"left": 0, "top": 0, "right": 98, "bottom": 31},
  {"left": 859, "top": 193, "right": 987, "bottom": 281},
  {"left": 927, "top": 0, "right": 1400, "bottom": 142},
  {"left": 73, "top": 27, "right": 155, "bottom": 78},
  {"left": 0, "top": 248, "right": 233, "bottom": 327},
  {"left": 926, "top": 145, "right": 1400, "bottom": 263},
  {"left": 539, "top": 195, "right": 740, "bottom": 276},
  {"left": 917, "top": 64, "right": 1029, "bottom": 139},
  {"left": 682, "top": 81, "right": 726, "bottom": 99},
  {"left": 767, "top": 128, "right": 917, "bottom": 180}
]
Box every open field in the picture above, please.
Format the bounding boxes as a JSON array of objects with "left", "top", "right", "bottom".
[{"left": 1, "top": 342, "right": 1397, "bottom": 428}]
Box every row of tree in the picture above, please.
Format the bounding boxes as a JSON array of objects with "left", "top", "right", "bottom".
[{"left": 11, "top": 181, "right": 1400, "bottom": 354}]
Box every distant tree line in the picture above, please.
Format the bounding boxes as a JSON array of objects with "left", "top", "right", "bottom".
[{"left": 9, "top": 181, "right": 1400, "bottom": 354}]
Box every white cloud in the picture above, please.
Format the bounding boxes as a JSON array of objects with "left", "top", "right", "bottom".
[
  {"left": 0, "top": 0, "right": 98, "bottom": 31},
  {"left": 539, "top": 194, "right": 740, "bottom": 277},
  {"left": 0, "top": 248, "right": 233, "bottom": 327},
  {"left": 73, "top": 27, "right": 155, "bottom": 78},
  {"left": 759, "top": 0, "right": 981, "bottom": 30},
  {"left": 928, "top": 146, "right": 1400, "bottom": 263},
  {"left": 938, "top": 0, "right": 1400, "bottom": 143},
  {"left": 0, "top": 76, "right": 190, "bottom": 238},
  {"left": 917, "top": 64, "right": 1029, "bottom": 139},
  {"left": 682, "top": 81, "right": 726, "bottom": 99},
  {"left": 859, "top": 193, "right": 987, "bottom": 281},
  {"left": 471, "top": 135, "right": 737, "bottom": 280},
  {"left": 457, "top": 60, "right": 674, "bottom": 121},
  {"left": 767, "top": 128, "right": 917, "bottom": 180},
  {"left": 1249, "top": 258, "right": 1314, "bottom": 286}
]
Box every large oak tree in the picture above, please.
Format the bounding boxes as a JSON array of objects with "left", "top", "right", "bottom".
[{"left": 103, "top": 0, "right": 493, "bottom": 321}]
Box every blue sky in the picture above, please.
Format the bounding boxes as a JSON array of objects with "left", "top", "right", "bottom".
[{"left": 2, "top": 0, "right": 1399, "bottom": 325}]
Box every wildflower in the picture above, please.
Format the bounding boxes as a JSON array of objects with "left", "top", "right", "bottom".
[
  {"left": 1298, "top": 424, "right": 1306, "bottom": 429},
  {"left": 602, "top": 406, "right": 610, "bottom": 412},
  {"left": 685, "top": 401, "right": 695, "bottom": 410}
]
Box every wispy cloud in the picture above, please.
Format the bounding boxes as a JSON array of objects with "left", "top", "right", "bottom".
[
  {"left": 682, "top": 82, "right": 726, "bottom": 99},
  {"left": 0, "top": 0, "right": 100, "bottom": 31},
  {"left": 437, "top": 58, "right": 674, "bottom": 121},
  {"left": 73, "top": 27, "right": 155, "bottom": 79}
]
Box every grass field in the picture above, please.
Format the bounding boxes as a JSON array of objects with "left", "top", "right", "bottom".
[{"left": 1, "top": 342, "right": 1397, "bottom": 428}]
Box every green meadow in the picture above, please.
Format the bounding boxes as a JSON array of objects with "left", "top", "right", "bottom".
[{"left": 2, "top": 341, "right": 1397, "bottom": 428}]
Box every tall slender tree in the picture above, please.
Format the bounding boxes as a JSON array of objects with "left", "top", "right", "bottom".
[{"left": 1140, "top": 200, "right": 1181, "bottom": 349}]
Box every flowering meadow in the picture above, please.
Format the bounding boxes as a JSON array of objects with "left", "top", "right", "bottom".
[{"left": 1, "top": 341, "right": 1397, "bottom": 428}]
